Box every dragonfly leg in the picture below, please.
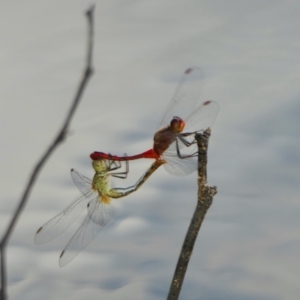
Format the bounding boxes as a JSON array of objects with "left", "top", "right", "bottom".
[
  {"left": 175, "top": 137, "right": 198, "bottom": 159},
  {"left": 178, "top": 132, "right": 198, "bottom": 146},
  {"left": 105, "top": 154, "right": 129, "bottom": 178},
  {"left": 109, "top": 160, "right": 129, "bottom": 179},
  {"left": 107, "top": 157, "right": 122, "bottom": 171},
  {"left": 111, "top": 161, "right": 129, "bottom": 179}
]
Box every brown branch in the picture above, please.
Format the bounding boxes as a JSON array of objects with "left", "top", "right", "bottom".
[
  {"left": 167, "top": 128, "right": 217, "bottom": 300},
  {"left": 0, "top": 5, "right": 95, "bottom": 300}
]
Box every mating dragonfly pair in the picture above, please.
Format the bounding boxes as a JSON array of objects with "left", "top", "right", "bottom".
[{"left": 35, "top": 67, "right": 219, "bottom": 267}]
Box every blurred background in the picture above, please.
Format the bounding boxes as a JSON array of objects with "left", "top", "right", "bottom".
[{"left": 1, "top": 1, "right": 300, "bottom": 299}]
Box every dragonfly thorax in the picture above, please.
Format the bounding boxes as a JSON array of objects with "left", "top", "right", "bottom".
[
  {"left": 170, "top": 116, "right": 185, "bottom": 133},
  {"left": 92, "top": 173, "right": 110, "bottom": 190}
]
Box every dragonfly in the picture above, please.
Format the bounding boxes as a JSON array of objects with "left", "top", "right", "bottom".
[
  {"left": 35, "top": 158, "right": 165, "bottom": 267},
  {"left": 90, "top": 67, "right": 219, "bottom": 176}
]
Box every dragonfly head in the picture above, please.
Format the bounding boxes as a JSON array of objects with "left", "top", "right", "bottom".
[
  {"left": 92, "top": 159, "right": 107, "bottom": 173},
  {"left": 170, "top": 116, "right": 185, "bottom": 133}
]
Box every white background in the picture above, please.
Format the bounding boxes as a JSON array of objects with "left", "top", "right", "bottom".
[{"left": 1, "top": 1, "right": 300, "bottom": 299}]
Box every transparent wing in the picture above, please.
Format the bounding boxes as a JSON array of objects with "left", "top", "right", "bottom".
[
  {"left": 184, "top": 100, "right": 219, "bottom": 133},
  {"left": 159, "top": 67, "right": 205, "bottom": 129},
  {"left": 34, "top": 190, "right": 95, "bottom": 245},
  {"left": 59, "top": 198, "right": 115, "bottom": 267},
  {"left": 162, "top": 140, "right": 198, "bottom": 176},
  {"left": 71, "top": 168, "right": 92, "bottom": 196}
]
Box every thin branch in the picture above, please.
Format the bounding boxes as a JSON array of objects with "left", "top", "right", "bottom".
[
  {"left": 167, "top": 128, "right": 217, "bottom": 300},
  {"left": 0, "top": 5, "right": 95, "bottom": 300},
  {"left": 0, "top": 250, "right": 4, "bottom": 300}
]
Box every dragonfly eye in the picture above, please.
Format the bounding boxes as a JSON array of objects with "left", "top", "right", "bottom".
[{"left": 170, "top": 116, "right": 185, "bottom": 133}]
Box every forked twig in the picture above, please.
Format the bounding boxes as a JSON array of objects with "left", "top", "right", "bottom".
[
  {"left": 167, "top": 128, "right": 217, "bottom": 300},
  {"left": 0, "top": 6, "right": 95, "bottom": 300}
]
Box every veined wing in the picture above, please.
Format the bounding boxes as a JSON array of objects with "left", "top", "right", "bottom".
[
  {"left": 159, "top": 67, "right": 205, "bottom": 129},
  {"left": 34, "top": 190, "right": 96, "bottom": 245},
  {"left": 59, "top": 198, "right": 115, "bottom": 267},
  {"left": 71, "top": 168, "right": 93, "bottom": 196},
  {"left": 184, "top": 100, "right": 219, "bottom": 133},
  {"left": 162, "top": 140, "right": 197, "bottom": 176}
]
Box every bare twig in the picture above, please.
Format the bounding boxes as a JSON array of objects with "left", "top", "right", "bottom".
[
  {"left": 167, "top": 128, "right": 217, "bottom": 300},
  {"left": 0, "top": 5, "right": 95, "bottom": 300}
]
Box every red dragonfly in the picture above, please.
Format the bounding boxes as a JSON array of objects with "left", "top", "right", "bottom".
[{"left": 91, "top": 67, "right": 219, "bottom": 176}]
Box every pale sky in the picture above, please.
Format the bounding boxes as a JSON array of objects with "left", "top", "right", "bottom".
[{"left": 1, "top": 1, "right": 300, "bottom": 299}]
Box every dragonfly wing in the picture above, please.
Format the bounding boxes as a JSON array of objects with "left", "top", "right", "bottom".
[
  {"left": 159, "top": 67, "right": 205, "bottom": 129},
  {"left": 164, "top": 155, "right": 197, "bottom": 176},
  {"left": 34, "top": 190, "right": 95, "bottom": 245},
  {"left": 59, "top": 198, "right": 115, "bottom": 267},
  {"left": 71, "top": 169, "right": 93, "bottom": 196},
  {"left": 184, "top": 100, "right": 219, "bottom": 133},
  {"left": 162, "top": 141, "right": 198, "bottom": 176}
]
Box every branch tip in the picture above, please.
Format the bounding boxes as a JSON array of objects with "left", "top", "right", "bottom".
[{"left": 86, "top": 4, "right": 95, "bottom": 17}]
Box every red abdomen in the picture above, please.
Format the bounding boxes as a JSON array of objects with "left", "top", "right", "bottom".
[{"left": 90, "top": 149, "right": 158, "bottom": 161}]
